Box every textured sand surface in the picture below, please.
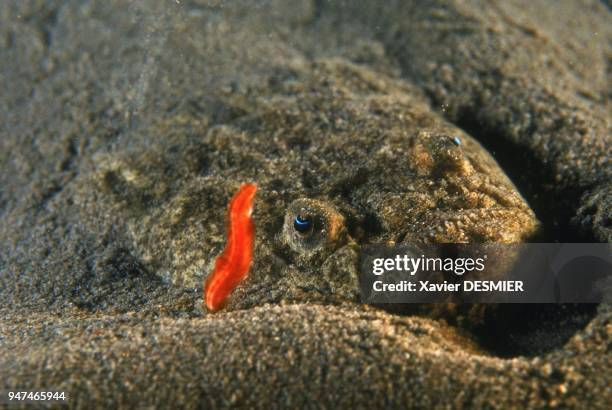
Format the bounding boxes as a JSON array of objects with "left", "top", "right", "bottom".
[
  {"left": 0, "top": 0, "right": 610, "bottom": 408},
  {"left": 0, "top": 304, "right": 610, "bottom": 409}
]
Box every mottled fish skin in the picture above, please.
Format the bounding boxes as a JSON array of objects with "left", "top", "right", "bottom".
[{"left": 91, "top": 59, "right": 539, "bottom": 312}]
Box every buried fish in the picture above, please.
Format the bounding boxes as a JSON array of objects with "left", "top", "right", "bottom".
[{"left": 92, "top": 59, "right": 539, "bottom": 315}]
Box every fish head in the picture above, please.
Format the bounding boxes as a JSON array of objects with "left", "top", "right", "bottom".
[{"left": 88, "top": 60, "right": 539, "bottom": 312}]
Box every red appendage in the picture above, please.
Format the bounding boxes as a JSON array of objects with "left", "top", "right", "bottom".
[{"left": 204, "top": 183, "right": 257, "bottom": 312}]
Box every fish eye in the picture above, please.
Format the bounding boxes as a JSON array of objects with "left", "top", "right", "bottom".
[
  {"left": 283, "top": 199, "right": 347, "bottom": 255},
  {"left": 294, "top": 215, "right": 313, "bottom": 233}
]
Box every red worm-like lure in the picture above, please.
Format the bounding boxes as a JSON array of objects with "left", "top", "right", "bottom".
[{"left": 204, "top": 183, "right": 257, "bottom": 312}]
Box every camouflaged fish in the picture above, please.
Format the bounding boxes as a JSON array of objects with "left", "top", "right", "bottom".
[{"left": 92, "top": 59, "right": 539, "bottom": 313}]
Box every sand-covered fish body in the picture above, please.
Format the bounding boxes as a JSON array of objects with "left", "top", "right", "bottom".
[{"left": 91, "top": 59, "right": 539, "bottom": 311}]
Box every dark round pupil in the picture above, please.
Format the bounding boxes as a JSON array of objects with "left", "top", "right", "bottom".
[{"left": 294, "top": 215, "right": 312, "bottom": 233}]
